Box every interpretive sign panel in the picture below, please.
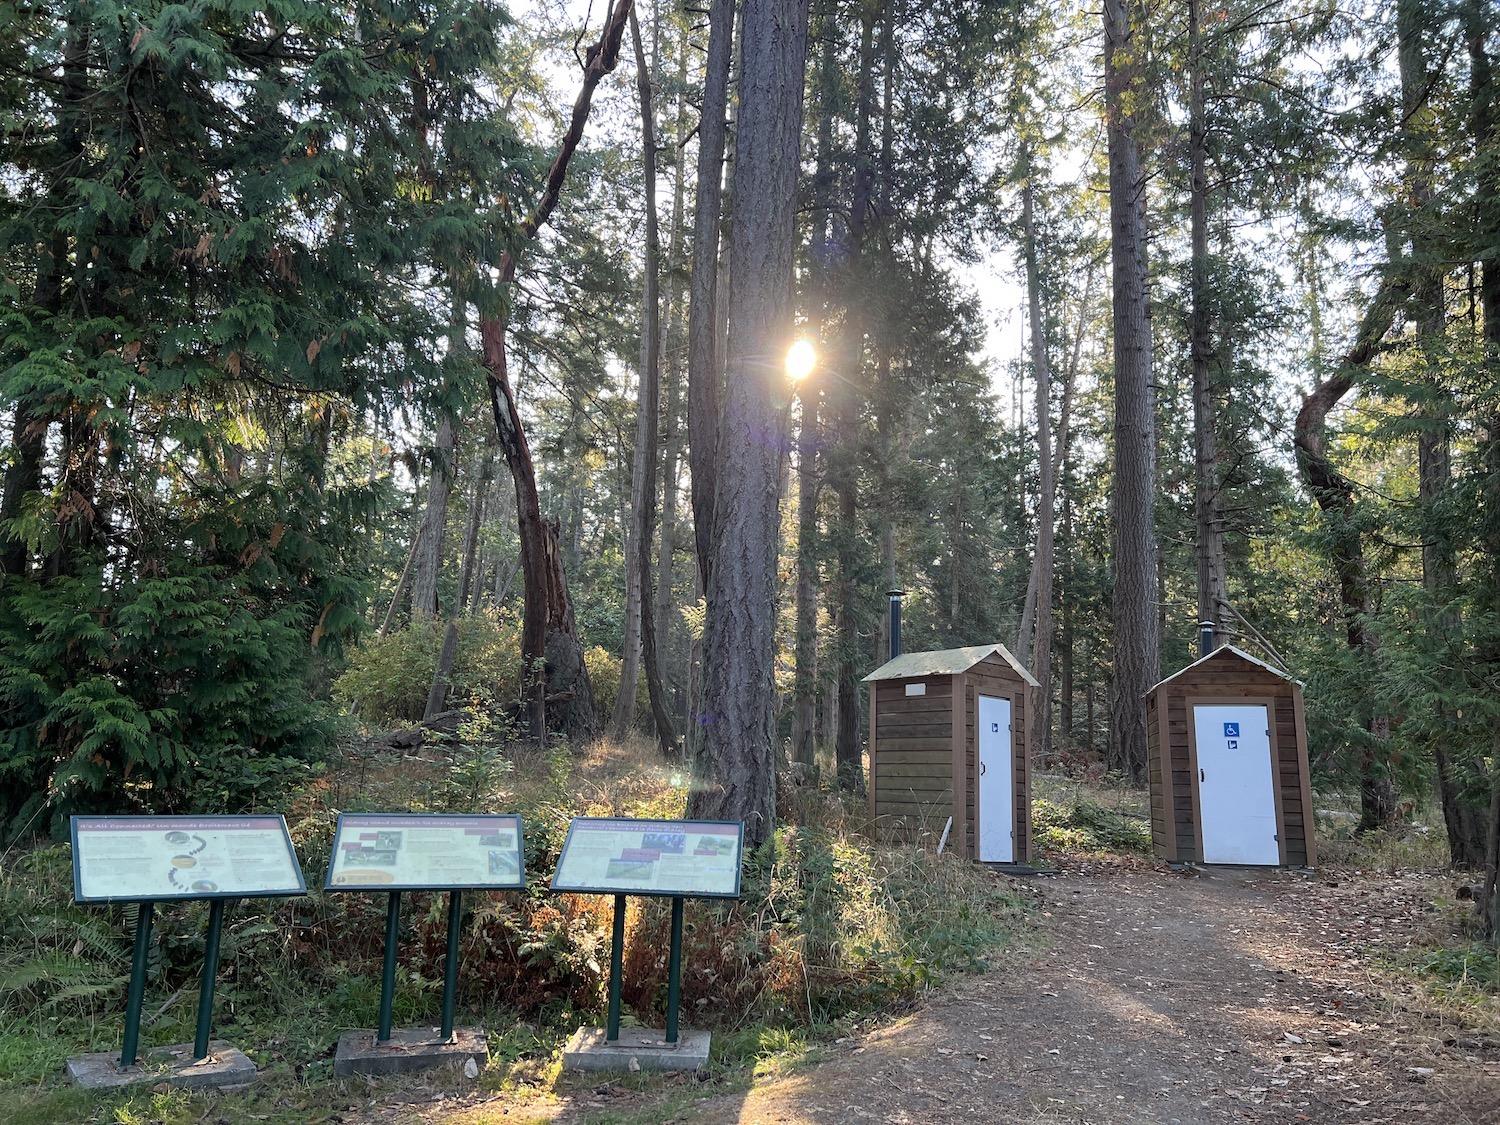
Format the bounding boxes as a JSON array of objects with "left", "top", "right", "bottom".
[
  {"left": 324, "top": 813, "right": 525, "bottom": 891},
  {"left": 551, "top": 818, "right": 743, "bottom": 899},
  {"left": 71, "top": 815, "right": 305, "bottom": 903}
]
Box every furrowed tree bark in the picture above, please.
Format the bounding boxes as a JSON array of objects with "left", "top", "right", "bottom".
[
  {"left": 478, "top": 0, "right": 634, "bottom": 744},
  {"left": 687, "top": 0, "right": 810, "bottom": 845},
  {"left": 1104, "top": 0, "right": 1159, "bottom": 781},
  {"left": 1188, "top": 0, "right": 1231, "bottom": 646},
  {"left": 686, "top": 0, "right": 736, "bottom": 590},
  {"left": 1293, "top": 277, "right": 1404, "bottom": 831}
]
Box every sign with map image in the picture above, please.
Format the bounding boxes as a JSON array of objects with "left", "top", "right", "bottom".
[
  {"left": 551, "top": 818, "right": 743, "bottom": 898},
  {"left": 71, "top": 815, "right": 306, "bottom": 903},
  {"left": 324, "top": 813, "right": 525, "bottom": 891}
]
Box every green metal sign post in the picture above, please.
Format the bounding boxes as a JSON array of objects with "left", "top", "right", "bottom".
[
  {"left": 325, "top": 813, "right": 523, "bottom": 1077},
  {"left": 377, "top": 891, "right": 401, "bottom": 1043},
  {"left": 119, "top": 902, "right": 155, "bottom": 1067},
  {"left": 439, "top": 889, "right": 462, "bottom": 1039},
  {"left": 605, "top": 894, "right": 626, "bottom": 1041},
  {"left": 553, "top": 818, "right": 743, "bottom": 1071},
  {"left": 601, "top": 894, "right": 685, "bottom": 1044},
  {"left": 192, "top": 898, "right": 229, "bottom": 1060},
  {"left": 665, "top": 896, "right": 684, "bottom": 1044},
  {"left": 68, "top": 815, "right": 305, "bottom": 1090}
]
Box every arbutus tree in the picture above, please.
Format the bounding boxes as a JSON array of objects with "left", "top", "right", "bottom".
[{"left": 477, "top": 0, "right": 636, "bottom": 744}]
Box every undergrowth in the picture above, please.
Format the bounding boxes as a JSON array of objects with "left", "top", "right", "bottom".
[
  {"left": 1313, "top": 808, "right": 1452, "bottom": 873},
  {"left": 0, "top": 734, "right": 1028, "bottom": 1121},
  {"left": 1032, "top": 796, "right": 1152, "bottom": 856}
]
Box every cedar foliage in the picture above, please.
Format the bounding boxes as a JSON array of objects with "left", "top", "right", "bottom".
[{"left": 0, "top": 0, "right": 521, "bottom": 835}]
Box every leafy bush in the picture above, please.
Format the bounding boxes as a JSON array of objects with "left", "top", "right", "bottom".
[
  {"left": 1417, "top": 944, "right": 1500, "bottom": 993},
  {"left": 332, "top": 611, "right": 524, "bottom": 725}
]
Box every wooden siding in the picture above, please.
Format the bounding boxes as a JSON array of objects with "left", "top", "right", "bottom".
[
  {"left": 871, "top": 675, "right": 954, "bottom": 836},
  {"left": 1147, "top": 690, "right": 1171, "bottom": 861},
  {"left": 963, "top": 654, "right": 1030, "bottom": 863},
  {"left": 1152, "top": 655, "right": 1313, "bottom": 865}
]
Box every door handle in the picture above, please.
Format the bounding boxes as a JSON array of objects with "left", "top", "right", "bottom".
[
  {"left": 1199, "top": 768, "right": 1205, "bottom": 782},
  {"left": 979, "top": 762, "right": 987, "bottom": 776}
]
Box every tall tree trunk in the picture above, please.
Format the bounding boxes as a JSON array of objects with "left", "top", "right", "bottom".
[
  {"left": 791, "top": 398, "right": 821, "bottom": 777},
  {"left": 687, "top": 0, "right": 810, "bottom": 845},
  {"left": 1019, "top": 265, "right": 1090, "bottom": 665},
  {"left": 611, "top": 13, "right": 657, "bottom": 741},
  {"left": 1058, "top": 467, "right": 1075, "bottom": 756},
  {"left": 1293, "top": 279, "right": 1405, "bottom": 831},
  {"left": 425, "top": 451, "right": 493, "bottom": 720},
  {"left": 1188, "top": 0, "right": 1231, "bottom": 645},
  {"left": 873, "top": 0, "right": 900, "bottom": 664},
  {"left": 1397, "top": 0, "right": 1486, "bottom": 866},
  {"left": 831, "top": 0, "right": 880, "bottom": 795},
  {"left": 624, "top": 6, "right": 677, "bottom": 753},
  {"left": 1103, "top": 0, "right": 1160, "bottom": 781},
  {"left": 478, "top": 0, "right": 635, "bottom": 743},
  {"left": 791, "top": 0, "right": 838, "bottom": 775},
  {"left": 380, "top": 519, "right": 423, "bottom": 636},
  {"left": 1019, "top": 159, "right": 1057, "bottom": 765},
  {"left": 686, "top": 0, "right": 736, "bottom": 590},
  {"left": 41, "top": 21, "right": 95, "bottom": 582},
  {"left": 0, "top": 233, "right": 62, "bottom": 578},
  {"left": 792, "top": 0, "right": 834, "bottom": 770},
  {"left": 654, "top": 28, "right": 691, "bottom": 698},
  {"left": 1465, "top": 0, "right": 1500, "bottom": 937},
  {"left": 412, "top": 412, "right": 456, "bottom": 621}
]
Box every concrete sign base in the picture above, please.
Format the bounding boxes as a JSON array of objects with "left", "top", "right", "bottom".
[
  {"left": 561, "top": 1026, "right": 710, "bottom": 1073},
  {"left": 332, "top": 1027, "right": 489, "bottom": 1077},
  {"left": 66, "top": 1041, "right": 257, "bottom": 1091}
]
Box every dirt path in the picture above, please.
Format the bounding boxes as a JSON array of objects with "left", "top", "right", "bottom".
[{"left": 677, "top": 864, "right": 1500, "bottom": 1124}]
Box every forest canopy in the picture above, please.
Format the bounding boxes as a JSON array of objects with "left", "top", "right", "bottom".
[{"left": 1, "top": 0, "right": 1497, "bottom": 935}]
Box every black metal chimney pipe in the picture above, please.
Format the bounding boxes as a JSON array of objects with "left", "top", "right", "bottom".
[
  {"left": 1198, "top": 620, "right": 1215, "bottom": 658},
  {"left": 887, "top": 589, "right": 905, "bottom": 660}
]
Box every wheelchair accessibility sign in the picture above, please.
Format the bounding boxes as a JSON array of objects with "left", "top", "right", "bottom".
[{"left": 1223, "top": 722, "right": 1239, "bottom": 738}]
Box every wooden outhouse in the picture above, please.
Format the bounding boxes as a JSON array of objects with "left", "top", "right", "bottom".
[
  {"left": 1146, "top": 645, "right": 1317, "bottom": 867},
  {"left": 863, "top": 644, "right": 1038, "bottom": 864}
]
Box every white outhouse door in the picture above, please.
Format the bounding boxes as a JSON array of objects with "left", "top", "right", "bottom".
[
  {"left": 1192, "top": 702, "right": 1279, "bottom": 865},
  {"left": 977, "top": 695, "right": 1014, "bottom": 862}
]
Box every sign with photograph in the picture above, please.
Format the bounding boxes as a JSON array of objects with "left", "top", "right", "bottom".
[
  {"left": 71, "top": 815, "right": 306, "bottom": 903},
  {"left": 324, "top": 813, "right": 525, "bottom": 891},
  {"left": 550, "top": 817, "right": 743, "bottom": 899}
]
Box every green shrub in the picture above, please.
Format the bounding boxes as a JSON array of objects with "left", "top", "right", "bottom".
[
  {"left": 0, "top": 546, "right": 346, "bottom": 838},
  {"left": 1034, "top": 796, "right": 1152, "bottom": 855},
  {"left": 583, "top": 644, "right": 640, "bottom": 727},
  {"left": 331, "top": 610, "right": 524, "bottom": 725},
  {"left": 1416, "top": 944, "right": 1500, "bottom": 994}
]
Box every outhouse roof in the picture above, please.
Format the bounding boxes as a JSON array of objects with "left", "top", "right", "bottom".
[
  {"left": 862, "top": 643, "right": 1040, "bottom": 688},
  {"left": 1147, "top": 644, "right": 1302, "bottom": 694}
]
